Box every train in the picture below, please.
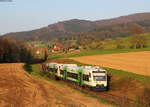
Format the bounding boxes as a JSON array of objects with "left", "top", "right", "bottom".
[{"left": 46, "top": 62, "right": 108, "bottom": 91}]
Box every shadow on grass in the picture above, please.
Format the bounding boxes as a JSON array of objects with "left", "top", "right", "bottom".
[{"left": 23, "top": 63, "right": 33, "bottom": 74}]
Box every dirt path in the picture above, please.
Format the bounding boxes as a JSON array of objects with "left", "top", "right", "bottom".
[
  {"left": 71, "top": 51, "right": 150, "bottom": 76},
  {"left": 0, "top": 63, "right": 113, "bottom": 107}
]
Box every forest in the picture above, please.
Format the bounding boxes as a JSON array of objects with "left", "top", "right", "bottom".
[{"left": 0, "top": 37, "right": 34, "bottom": 63}]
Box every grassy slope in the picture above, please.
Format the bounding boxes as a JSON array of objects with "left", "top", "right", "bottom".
[
  {"left": 103, "top": 33, "right": 150, "bottom": 50},
  {"left": 48, "top": 48, "right": 150, "bottom": 60},
  {"left": 104, "top": 67, "right": 150, "bottom": 85},
  {"left": 48, "top": 33, "right": 150, "bottom": 59}
]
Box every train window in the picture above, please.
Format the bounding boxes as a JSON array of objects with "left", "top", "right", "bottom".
[
  {"left": 67, "top": 72, "right": 78, "bottom": 79},
  {"left": 93, "top": 71, "right": 106, "bottom": 73},
  {"left": 94, "top": 76, "right": 106, "bottom": 81},
  {"left": 83, "top": 74, "right": 89, "bottom": 81},
  {"left": 60, "top": 70, "right": 64, "bottom": 75},
  {"left": 54, "top": 68, "right": 57, "bottom": 73},
  {"left": 49, "top": 68, "right": 54, "bottom": 72}
]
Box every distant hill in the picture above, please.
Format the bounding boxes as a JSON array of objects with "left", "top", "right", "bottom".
[
  {"left": 95, "top": 12, "right": 150, "bottom": 26},
  {"left": 2, "top": 12, "right": 150, "bottom": 41}
]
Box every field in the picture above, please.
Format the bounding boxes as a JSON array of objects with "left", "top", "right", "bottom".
[
  {"left": 0, "top": 63, "right": 112, "bottom": 107},
  {"left": 71, "top": 51, "right": 150, "bottom": 76},
  {"left": 46, "top": 33, "right": 150, "bottom": 58}
]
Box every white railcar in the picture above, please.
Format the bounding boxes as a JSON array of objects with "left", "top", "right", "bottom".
[{"left": 47, "top": 63, "right": 107, "bottom": 91}]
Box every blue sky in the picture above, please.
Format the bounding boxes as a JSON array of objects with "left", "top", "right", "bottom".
[{"left": 0, "top": 0, "right": 150, "bottom": 35}]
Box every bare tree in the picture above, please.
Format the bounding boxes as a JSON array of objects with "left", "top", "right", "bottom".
[
  {"left": 115, "top": 38, "right": 124, "bottom": 49},
  {"left": 130, "top": 34, "right": 147, "bottom": 49},
  {"left": 129, "top": 24, "right": 145, "bottom": 35},
  {"left": 44, "top": 50, "right": 48, "bottom": 61}
]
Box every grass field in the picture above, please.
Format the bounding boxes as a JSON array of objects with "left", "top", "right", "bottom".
[{"left": 48, "top": 48, "right": 150, "bottom": 60}]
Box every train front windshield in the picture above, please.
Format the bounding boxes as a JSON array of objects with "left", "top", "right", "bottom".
[{"left": 94, "top": 76, "right": 106, "bottom": 81}]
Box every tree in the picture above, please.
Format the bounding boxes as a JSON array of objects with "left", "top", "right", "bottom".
[
  {"left": 130, "top": 34, "right": 147, "bottom": 49},
  {"left": 44, "top": 50, "right": 48, "bottom": 61},
  {"left": 88, "top": 41, "right": 103, "bottom": 49},
  {"left": 115, "top": 38, "right": 124, "bottom": 49},
  {"left": 129, "top": 24, "right": 145, "bottom": 35},
  {"left": 0, "top": 37, "right": 34, "bottom": 63}
]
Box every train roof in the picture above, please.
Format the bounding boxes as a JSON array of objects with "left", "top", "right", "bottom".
[
  {"left": 63, "top": 64, "right": 77, "bottom": 67},
  {"left": 47, "top": 62, "right": 107, "bottom": 73},
  {"left": 81, "top": 66, "right": 106, "bottom": 72},
  {"left": 47, "top": 63, "right": 76, "bottom": 66}
]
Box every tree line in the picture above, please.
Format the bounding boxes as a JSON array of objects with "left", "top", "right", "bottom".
[
  {"left": 60, "top": 23, "right": 148, "bottom": 50},
  {"left": 0, "top": 37, "right": 34, "bottom": 63},
  {"left": 115, "top": 24, "right": 148, "bottom": 49}
]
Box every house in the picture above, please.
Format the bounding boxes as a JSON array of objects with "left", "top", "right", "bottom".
[{"left": 52, "top": 43, "right": 63, "bottom": 52}]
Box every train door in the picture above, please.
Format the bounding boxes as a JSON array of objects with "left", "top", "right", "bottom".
[
  {"left": 64, "top": 70, "right": 67, "bottom": 80},
  {"left": 63, "top": 66, "right": 68, "bottom": 80},
  {"left": 57, "top": 66, "right": 61, "bottom": 76},
  {"left": 78, "top": 72, "right": 83, "bottom": 86}
]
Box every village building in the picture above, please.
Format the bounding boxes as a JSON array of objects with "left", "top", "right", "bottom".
[{"left": 52, "top": 43, "right": 63, "bottom": 52}]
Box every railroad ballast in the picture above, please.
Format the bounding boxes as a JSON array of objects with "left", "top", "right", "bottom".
[{"left": 46, "top": 63, "right": 108, "bottom": 91}]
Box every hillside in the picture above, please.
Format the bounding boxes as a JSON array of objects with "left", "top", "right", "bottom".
[
  {"left": 95, "top": 12, "right": 150, "bottom": 26},
  {"left": 103, "top": 33, "right": 150, "bottom": 50},
  {"left": 2, "top": 12, "right": 150, "bottom": 41},
  {"left": 0, "top": 63, "right": 112, "bottom": 107},
  {"left": 2, "top": 19, "right": 96, "bottom": 41}
]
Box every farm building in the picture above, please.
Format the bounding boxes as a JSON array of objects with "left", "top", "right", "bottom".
[{"left": 52, "top": 43, "right": 63, "bottom": 52}]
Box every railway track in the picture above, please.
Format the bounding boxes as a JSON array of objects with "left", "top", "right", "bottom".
[
  {"left": 41, "top": 64, "right": 137, "bottom": 107},
  {"left": 60, "top": 79, "right": 136, "bottom": 107}
]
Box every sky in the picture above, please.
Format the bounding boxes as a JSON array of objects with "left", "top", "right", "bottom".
[{"left": 0, "top": 0, "right": 150, "bottom": 35}]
